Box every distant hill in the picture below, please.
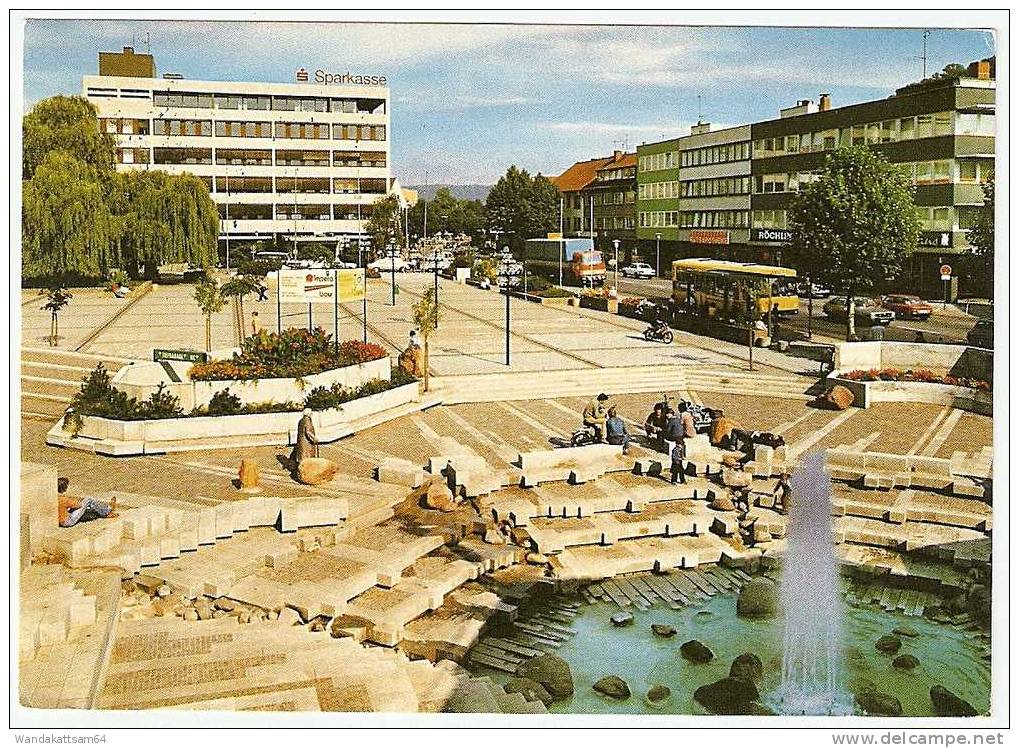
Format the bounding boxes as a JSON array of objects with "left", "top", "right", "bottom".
[{"left": 406, "top": 184, "right": 491, "bottom": 202}]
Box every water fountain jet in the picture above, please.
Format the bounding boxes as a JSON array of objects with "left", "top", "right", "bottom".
[{"left": 772, "top": 450, "right": 853, "bottom": 715}]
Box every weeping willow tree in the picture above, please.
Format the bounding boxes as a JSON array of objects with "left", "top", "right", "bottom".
[
  {"left": 22, "top": 151, "right": 116, "bottom": 280},
  {"left": 23, "top": 96, "right": 115, "bottom": 180},
  {"left": 112, "top": 171, "right": 218, "bottom": 278},
  {"left": 22, "top": 94, "right": 219, "bottom": 283}
]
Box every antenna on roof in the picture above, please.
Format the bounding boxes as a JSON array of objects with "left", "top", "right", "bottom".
[
  {"left": 916, "top": 29, "right": 931, "bottom": 79},
  {"left": 697, "top": 94, "right": 704, "bottom": 124},
  {"left": 145, "top": 31, "right": 150, "bottom": 54}
]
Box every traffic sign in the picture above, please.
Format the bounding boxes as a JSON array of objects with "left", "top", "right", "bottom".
[{"left": 939, "top": 264, "right": 952, "bottom": 277}]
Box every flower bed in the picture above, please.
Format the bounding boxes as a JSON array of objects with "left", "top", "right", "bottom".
[
  {"left": 189, "top": 328, "right": 385, "bottom": 381},
  {"left": 841, "top": 367, "right": 991, "bottom": 391}
]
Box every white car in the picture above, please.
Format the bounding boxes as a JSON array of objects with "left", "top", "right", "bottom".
[
  {"left": 368, "top": 256, "right": 409, "bottom": 273},
  {"left": 621, "top": 262, "right": 655, "bottom": 279}
]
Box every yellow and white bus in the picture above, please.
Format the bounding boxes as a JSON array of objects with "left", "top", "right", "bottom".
[{"left": 672, "top": 258, "right": 799, "bottom": 319}]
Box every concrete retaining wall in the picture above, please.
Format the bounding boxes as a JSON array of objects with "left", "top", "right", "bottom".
[
  {"left": 829, "top": 374, "right": 992, "bottom": 415},
  {"left": 112, "top": 357, "right": 391, "bottom": 411},
  {"left": 47, "top": 382, "right": 420, "bottom": 455}
]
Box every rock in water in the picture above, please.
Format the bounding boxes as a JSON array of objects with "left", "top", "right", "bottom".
[
  {"left": 296, "top": 457, "right": 339, "bottom": 486},
  {"left": 593, "top": 675, "right": 631, "bottom": 700},
  {"left": 680, "top": 639, "right": 714, "bottom": 664},
  {"left": 647, "top": 685, "right": 671, "bottom": 703},
  {"left": 930, "top": 685, "right": 978, "bottom": 717},
  {"left": 892, "top": 654, "right": 920, "bottom": 671},
  {"left": 855, "top": 691, "right": 903, "bottom": 717},
  {"left": 610, "top": 611, "right": 634, "bottom": 627},
  {"left": 736, "top": 578, "right": 778, "bottom": 618},
  {"left": 651, "top": 623, "right": 677, "bottom": 638},
  {"left": 729, "top": 652, "right": 764, "bottom": 683},
  {"left": 504, "top": 677, "right": 553, "bottom": 707},
  {"left": 893, "top": 626, "right": 920, "bottom": 638},
  {"left": 694, "top": 677, "right": 761, "bottom": 715},
  {"left": 875, "top": 634, "right": 903, "bottom": 654},
  {"left": 516, "top": 654, "right": 574, "bottom": 700}
]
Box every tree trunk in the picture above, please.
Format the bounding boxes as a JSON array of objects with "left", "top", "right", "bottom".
[
  {"left": 423, "top": 338, "right": 430, "bottom": 392},
  {"left": 205, "top": 314, "right": 212, "bottom": 352},
  {"left": 50, "top": 313, "right": 58, "bottom": 346},
  {"left": 846, "top": 291, "right": 856, "bottom": 341}
]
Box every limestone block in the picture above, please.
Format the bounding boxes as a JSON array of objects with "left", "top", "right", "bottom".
[
  {"left": 214, "top": 504, "right": 236, "bottom": 538},
  {"left": 865, "top": 453, "right": 909, "bottom": 474},
  {"left": 908, "top": 455, "right": 952, "bottom": 477},
  {"left": 264, "top": 545, "right": 299, "bottom": 568},
  {"left": 886, "top": 509, "right": 907, "bottom": 525},
  {"left": 290, "top": 498, "right": 346, "bottom": 528},
  {"left": 121, "top": 509, "right": 155, "bottom": 540},
  {"left": 757, "top": 494, "right": 776, "bottom": 509},
  {"left": 158, "top": 535, "right": 181, "bottom": 559},
  {"left": 37, "top": 613, "right": 69, "bottom": 645},
  {"left": 195, "top": 507, "right": 217, "bottom": 545},
  {"left": 231, "top": 501, "right": 254, "bottom": 532},
  {"left": 296, "top": 457, "right": 340, "bottom": 486},
  {"left": 377, "top": 457, "right": 424, "bottom": 488},
  {"left": 246, "top": 496, "right": 282, "bottom": 527},
  {"left": 66, "top": 597, "right": 97, "bottom": 628},
  {"left": 685, "top": 435, "right": 713, "bottom": 461},
  {"left": 753, "top": 445, "right": 774, "bottom": 475},
  {"left": 41, "top": 528, "right": 95, "bottom": 565},
  {"left": 952, "top": 480, "right": 986, "bottom": 499},
  {"left": 711, "top": 516, "right": 737, "bottom": 536}
]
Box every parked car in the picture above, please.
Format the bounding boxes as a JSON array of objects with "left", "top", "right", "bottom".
[
  {"left": 367, "top": 256, "right": 409, "bottom": 273},
  {"left": 881, "top": 294, "right": 933, "bottom": 320},
  {"left": 823, "top": 297, "right": 895, "bottom": 326},
  {"left": 621, "top": 262, "right": 656, "bottom": 279},
  {"left": 967, "top": 318, "right": 994, "bottom": 348},
  {"left": 796, "top": 281, "right": 832, "bottom": 298}
]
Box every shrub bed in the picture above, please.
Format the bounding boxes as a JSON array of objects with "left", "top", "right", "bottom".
[
  {"left": 189, "top": 328, "right": 386, "bottom": 381},
  {"left": 67, "top": 364, "right": 418, "bottom": 424},
  {"left": 841, "top": 368, "right": 991, "bottom": 390}
]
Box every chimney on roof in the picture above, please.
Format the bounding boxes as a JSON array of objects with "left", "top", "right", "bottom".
[
  {"left": 967, "top": 58, "right": 993, "bottom": 80},
  {"left": 123, "top": 46, "right": 134, "bottom": 54},
  {"left": 613, "top": 150, "right": 623, "bottom": 160},
  {"left": 819, "top": 93, "right": 831, "bottom": 111}
]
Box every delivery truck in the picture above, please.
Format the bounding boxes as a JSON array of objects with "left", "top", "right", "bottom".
[{"left": 524, "top": 237, "right": 606, "bottom": 288}]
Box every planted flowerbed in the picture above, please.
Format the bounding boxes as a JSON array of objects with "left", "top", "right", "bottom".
[
  {"left": 189, "top": 328, "right": 385, "bottom": 381},
  {"left": 841, "top": 368, "right": 991, "bottom": 391}
]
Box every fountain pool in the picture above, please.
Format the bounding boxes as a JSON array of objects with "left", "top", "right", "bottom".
[{"left": 472, "top": 587, "right": 990, "bottom": 716}]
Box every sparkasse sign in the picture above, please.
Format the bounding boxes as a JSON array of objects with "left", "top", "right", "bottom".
[{"left": 296, "top": 68, "right": 387, "bottom": 86}]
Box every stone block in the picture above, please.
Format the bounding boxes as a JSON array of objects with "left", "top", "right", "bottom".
[
  {"left": 685, "top": 434, "right": 713, "bottom": 461},
  {"left": 37, "top": 614, "right": 69, "bottom": 646},
  {"left": 886, "top": 509, "right": 907, "bottom": 525},
  {"left": 246, "top": 496, "right": 282, "bottom": 527},
  {"left": 121, "top": 509, "right": 155, "bottom": 540},
  {"left": 377, "top": 457, "right": 424, "bottom": 488},
  {"left": 908, "top": 455, "right": 952, "bottom": 477},
  {"left": 66, "top": 597, "right": 97, "bottom": 628},
  {"left": 231, "top": 501, "right": 254, "bottom": 532},
  {"left": 864, "top": 453, "right": 909, "bottom": 474},
  {"left": 633, "top": 458, "right": 664, "bottom": 477},
  {"left": 158, "top": 535, "right": 181, "bottom": 559},
  {"left": 214, "top": 504, "right": 236, "bottom": 539}
]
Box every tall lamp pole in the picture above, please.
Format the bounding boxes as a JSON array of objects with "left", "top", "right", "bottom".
[
  {"left": 224, "top": 171, "right": 231, "bottom": 271},
  {"left": 390, "top": 239, "right": 397, "bottom": 306},
  {"left": 612, "top": 239, "right": 620, "bottom": 291},
  {"left": 655, "top": 232, "right": 662, "bottom": 278},
  {"left": 497, "top": 248, "right": 516, "bottom": 366}
]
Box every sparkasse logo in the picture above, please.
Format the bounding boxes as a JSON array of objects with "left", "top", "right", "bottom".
[{"left": 296, "top": 68, "right": 309, "bottom": 82}]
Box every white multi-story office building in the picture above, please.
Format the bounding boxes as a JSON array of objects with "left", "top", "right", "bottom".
[{"left": 83, "top": 47, "right": 392, "bottom": 250}]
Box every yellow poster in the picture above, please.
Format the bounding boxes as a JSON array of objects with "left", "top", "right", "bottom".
[{"left": 337, "top": 268, "right": 366, "bottom": 302}]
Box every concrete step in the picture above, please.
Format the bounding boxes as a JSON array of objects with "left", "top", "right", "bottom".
[
  {"left": 21, "top": 346, "right": 135, "bottom": 368},
  {"left": 21, "top": 375, "right": 80, "bottom": 397},
  {"left": 22, "top": 393, "right": 71, "bottom": 417},
  {"left": 21, "top": 361, "right": 94, "bottom": 379}
]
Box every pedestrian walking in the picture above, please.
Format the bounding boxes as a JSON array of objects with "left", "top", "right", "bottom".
[
  {"left": 250, "top": 310, "right": 263, "bottom": 336},
  {"left": 255, "top": 281, "right": 268, "bottom": 302}
]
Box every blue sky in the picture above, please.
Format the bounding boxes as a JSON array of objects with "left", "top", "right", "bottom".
[{"left": 22, "top": 19, "right": 994, "bottom": 184}]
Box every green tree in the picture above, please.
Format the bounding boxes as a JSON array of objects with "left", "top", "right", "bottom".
[
  {"left": 193, "top": 277, "right": 227, "bottom": 352},
  {"left": 220, "top": 275, "right": 261, "bottom": 329},
  {"left": 787, "top": 146, "right": 919, "bottom": 340},
  {"left": 412, "top": 287, "right": 440, "bottom": 392},
  {"left": 485, "top": 166, "right": 559, "bottom": 252},
  {"left": 964, "top": 170, "right": 994, "bottom": 298},
  {"left": 364, "top": 194, "right": 405, "bottom": 256},
  {"left": 409, "top": 187, "right": 486, "bottom": 240},
  {"left": 23, "top": 151, "right": 116, "bottom": 281},
  {"left": 41, "top": 286, "right": 73, "bottom": 346},
  {"left": 23, "top": 95, "right": 115, "bottom": 180}
]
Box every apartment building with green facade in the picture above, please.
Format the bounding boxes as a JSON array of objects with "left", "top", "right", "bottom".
[{"left": 635, "top": 60, "right": 995, "bottom": 298}]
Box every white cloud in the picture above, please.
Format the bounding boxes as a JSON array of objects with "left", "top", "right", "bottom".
[{"left": 395, "top": 93, "right": 529, "bottom": 110}]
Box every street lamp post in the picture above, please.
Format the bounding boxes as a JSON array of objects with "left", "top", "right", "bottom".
[
  {"left": 655, "top": 233, "right": 662, "bottom": 278},
  {"left": 612, "top": 239, "right": 620, "bottom": 291},
  {"left": 496, "top": 248, "right": 518, "bottom": 366},
  {"left": 390, "top": 239, "right": 397, "bottom": 306}
]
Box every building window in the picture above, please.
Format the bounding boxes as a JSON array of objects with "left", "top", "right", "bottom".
[
  {"left": 752, "top": 209, "right": 787, "bottom": 229},
  {"left": 934, "top": 112, "right": 953, "bottom": 137},
  {"left": 153, "top": 147, "right": 212, "bottom": 165},
  {"left": 956, "top": 112, "right": 995, "bottom": 136},
  {"left": 215, "top": 149, "right": 272, "bottom": 166}
]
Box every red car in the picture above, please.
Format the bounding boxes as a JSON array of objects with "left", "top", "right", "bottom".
[{"left": 882, "top": 294, "right": 933, "bottom": 320}]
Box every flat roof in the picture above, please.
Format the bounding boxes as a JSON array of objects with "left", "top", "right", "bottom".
[
  {"left": 83, "top": 74, "right": 388, "bottom": 98},
  {"left": 672, "top": 257, "right": 798, "bottom": 278}
]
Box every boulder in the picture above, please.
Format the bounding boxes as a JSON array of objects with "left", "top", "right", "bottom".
[
  {"left": 930, "top": 685, "right": 978, "bottom": 717},
  {"left": 424, "top": 480, "right": 457, "bottom": 512},
  {"left": 651, "top": 623, "right": 677, "bottom": 638},
  {"left": 855, "top": 691, "right": 903, "bottom": 717},
  {"left": 822, "top": 385, "right": 856, "bottom": 411},
  {"left": 610, "top": 611, "right": 634, "bottom": 627},
  {"left": 593, "top": 675, "right": 631, "bottom": 700},
  {"left": 680, "top": 639, "right": 714, "bottom": 664},
  {"left": 483, "top": 529, "right": 508, "bottom": 546},
  {"left": 516, "top": 654, "right": 574, "bottom": 700},
  {"left": 194, "top": 599, "right": 213, "bottom": 621},
  {"left": 710, "top": 494, "right": 736, "bottom": 512},
  {"left": 238, "top": 458, "right": 260, "bottom": 490},
  {"left": 892, "top": 626, "right": 919, "bottom": 638},
  {"left": 892, "top": 654, "right": 920, "bottom": 671},
  {"left": 155, "top": 584, "right": 172, "bottom": 598},
  {"left": 722, "top": 469, "right": 752, "bottom": 489},
  {"left": 737, "top": 578, "right": 778, "bottom": 618},
  {"left": 875, "top": 634, "right": 903, "bottom": 655},
  {"left": 213, "top": 597, "right": 237, "bottom": 612},
  {"left": 729, "top": 652, "right": 764, "bottom": 683},
  {"left": 296, "top": 457, "right": 339, "bottom": 486},
  {"left": 693, "top": 677, "right": 761, "bottom": 715},
  {"left": 504, "top": 677, "right": 553, "bottom": 707},
  {"left": 279, "top": 607, "right": 302, "bottom": 626},
  {"left": 183, "top": 608, "right": 199, "bottom": 622},
  {"left": 525, "top": 552, "right": 550, "bottom": 566},
  {"left": 647, "top": 684, "right": 671, "bottom": 703}
]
